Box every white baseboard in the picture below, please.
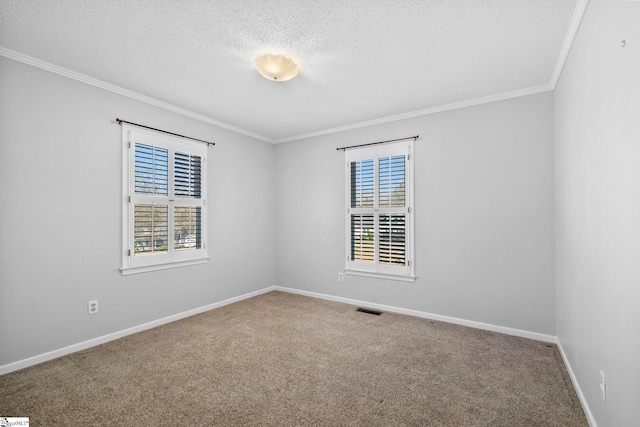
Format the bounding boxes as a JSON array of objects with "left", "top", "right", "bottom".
[
  {"left": 283, "top": 286, "right": 595, "bottom": 424},
  {"left": 556, "top": 341, "right": 598, "bottom": 427},
  {"left": 0, "top": 286, "right": 276, "bottom": 375},
  {"left": 0, "top": 284, "right": 564, "bottom": 378},
  {"left": 2, "top": 284, "right": 595, "bottom": 427},
  {"left": 275, "top": 286, "right": 557, "bottom": 343}
]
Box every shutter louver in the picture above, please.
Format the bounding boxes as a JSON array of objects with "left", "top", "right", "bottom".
[
  {"left": 379, "top": 155, "right": 405, "bottom": 207},
  {"left": 174, "top": 206, "right": 202, "bottom": 251},
  {"left": 174, "top": 152, "right": 201, "bottom": 198},
  {"left": 351, "top": 159, "right": 374, "bottom": 208},
  {"left": 351, "top": 214, "right": 374, "bottom": 262},
  {"left": 134, "top": 204, "right": 168, "bottom": 254},
  {"left": 134, "top": 143, "right": 168, "bottom": 195},
  {"left": 379, "top": 214, "right": 406, "bottom": 265}
]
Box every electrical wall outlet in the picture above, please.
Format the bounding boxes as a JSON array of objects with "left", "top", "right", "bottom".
[
  {"left": 88, "top": 300, "right": 99, "bottom": 315},
  {"left": 338, "top": 272, "right": 344, "bottom": 281},
  {"left": 599, "top": 371, "right": 606, "bottom": 400}
]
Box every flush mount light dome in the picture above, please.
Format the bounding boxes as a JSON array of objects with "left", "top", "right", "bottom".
[{"left": 255, "top": 54, "right": 299, "bottom": 82}]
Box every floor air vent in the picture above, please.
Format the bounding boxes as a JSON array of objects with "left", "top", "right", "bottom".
[{"left": 356, "top": 307, "right": 383, "bottom": 315}]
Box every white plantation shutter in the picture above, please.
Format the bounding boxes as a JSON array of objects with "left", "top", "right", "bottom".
[
  {"left": 349, "top": 158, "right": 375, "bottom": 263},
  {"left": 379, "top": 214, "right": 406, "bottom": 265},
  {"left": 134, "top": 204, "right": 168, "bottom": 255},
  {"left": 378, "top": 154, "right": 406, "bottom": 266},
  {"left": 173, "top": 148, "right": 203, "bottom": 254},
  {"left": 351, "top": 159, "right": 374, "bottom": 208},
  {"left": 350, "top": 214, "right": 375, "bottom": 262},
  {"left": 174, "top": 151, "right": 202, "bottom": 198},
  {"left": 134, "top": 144, "right": 168, "bottom": 195},
  {"left": 345, "top": 141, "right": 414, "bottom": 281},
  {"left": 122, "top": 125, "right": 208, "bottom": 274},
  {"left": 379, "top": 155, "right": 405, "bottom": 207},
  {"left": 174, "top": 206, "right": 201, "bottom": 251},
  {"left": 133, "top": 143, "right": 170, "bottom": 256}
]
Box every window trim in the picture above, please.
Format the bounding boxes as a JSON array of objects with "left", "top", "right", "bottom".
[
  {"left": 121, "top": 258, "right": 209, "bottom": 276},
  {"left": 344, "top": 269, "right": 416, "bottom": 282},
  {"left": 121, "top": 124, "right": 208, "bottom": 275},
  {"left": 344, "top": 140, "right": 415, "bottom": 282}
]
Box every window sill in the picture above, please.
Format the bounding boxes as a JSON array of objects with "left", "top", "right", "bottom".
[
  {"left": 121, "top": 257, "right": 209, "bottom": 276},
  {"left": 344, "top": 269, "right": 416, "bottom": 282}
]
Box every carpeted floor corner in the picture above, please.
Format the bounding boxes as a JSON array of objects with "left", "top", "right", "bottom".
[{"left": 0, "top": 291, "right": 588, "bottom": 426}]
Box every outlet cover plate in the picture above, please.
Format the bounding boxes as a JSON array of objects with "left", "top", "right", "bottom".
[{"left": 88, "top": 300, "right": 98, "bottom": 315}]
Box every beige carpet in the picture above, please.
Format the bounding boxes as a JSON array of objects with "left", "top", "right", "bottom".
[{"left": 0, "top": 291, "right": 587, "bottom": 426}]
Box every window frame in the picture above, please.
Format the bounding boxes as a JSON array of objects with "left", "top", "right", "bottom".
[
  {"left": 121, "top": 124, "right": 208, "bottom": 275},
  {"left": 344, "top": 140, "right": 415, "bottom": 282}
]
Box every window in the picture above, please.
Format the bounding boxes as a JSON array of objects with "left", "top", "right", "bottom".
[
  {"left": 344, "top": 140, "right": 415, "bottom": 281},
  {"left": 121, "top": 125, "right": 208, "bottom": 275}
]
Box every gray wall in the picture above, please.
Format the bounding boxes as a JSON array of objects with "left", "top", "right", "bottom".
[
  {"left": 3, "top": 4, "right": 638, "bottom": 424},
  {"left": 555, "top": 0, "right": 640, "bottom": 425},
  {"left": 0, "top": 56, "right": 276, "bottom": 366},
  {"left": 275, "top": 92, "right": 556, "bottom": 335}
]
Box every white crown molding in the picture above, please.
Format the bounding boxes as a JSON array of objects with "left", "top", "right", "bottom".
[
  {"left": 0, "top": 47, "right": 275, "bottom": 144},
  {"left": 550, "top": 0, "right": 590, "bottom": 89},
  {"left": 275, "top": 84, "right": 554, "bottom": 143},
  {"left": 274, "top": 0, "right": 591, "bottom": 144},
  {"left": 3, "top": 4, "right": 587, "bottom": 149}
]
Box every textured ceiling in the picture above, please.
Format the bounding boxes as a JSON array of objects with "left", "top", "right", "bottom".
[{"left": 0, "top": 0, "right": 581, "bottom": 142}]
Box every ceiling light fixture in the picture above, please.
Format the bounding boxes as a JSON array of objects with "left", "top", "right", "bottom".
[{"left": 255, "top": 54, "right": 299, "bottom": 82}]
